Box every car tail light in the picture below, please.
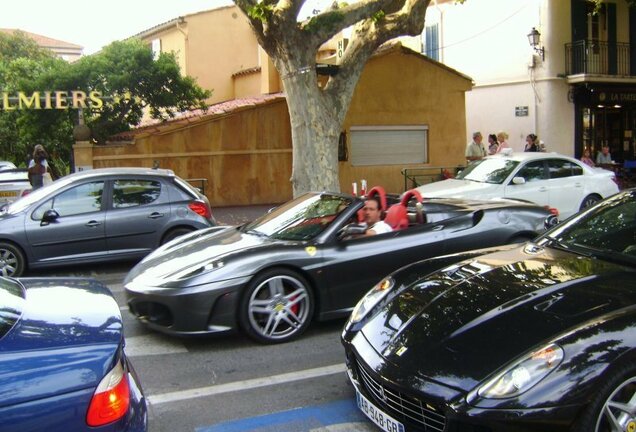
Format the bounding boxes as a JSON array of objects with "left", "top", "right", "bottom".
[
  {"left": 86, "top": 362, "right": 130, "bottom": 427},
  {"left": 21, "top": 190, "right": 30, "bottom": 197},
  {"left": 188, "top": 200, "right": 212, "bottom": 219}
]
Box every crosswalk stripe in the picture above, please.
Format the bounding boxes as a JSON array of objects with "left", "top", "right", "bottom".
[{"left": 148, "top": 363, "right": 347, "bottom": 406}]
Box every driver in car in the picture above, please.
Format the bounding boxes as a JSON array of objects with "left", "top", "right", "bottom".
[{"left": 362, "top": 196, "right": 392, "bottom": 236}]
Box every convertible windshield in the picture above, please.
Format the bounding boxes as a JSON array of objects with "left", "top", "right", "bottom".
[
  {"left": 243, "top": 193, "right": 353, "bottom": 240},
  {"left": 456, "top": 158, "right": 519, "bottom": 184},
  {"left": 539, "top": 190, "right": 636, "bottom": 265}
]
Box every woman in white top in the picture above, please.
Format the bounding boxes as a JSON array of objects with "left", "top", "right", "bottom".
[{"left": 27, "top": 144, "right": 50, "bottom": 190}]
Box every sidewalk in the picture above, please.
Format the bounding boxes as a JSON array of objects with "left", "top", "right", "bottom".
[{"left": 212, "top": 204, "right": 278, "bottom": 226}]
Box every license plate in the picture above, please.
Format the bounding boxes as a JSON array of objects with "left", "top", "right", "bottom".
[
  {"left": 356, "top": 390, "right": 404, "bottom": 432},
  {"left": 0, "top": 191, "right": 17, "bottom": 197}
]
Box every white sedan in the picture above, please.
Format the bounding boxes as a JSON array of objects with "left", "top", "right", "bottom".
[{"left": 415, "top": 152, "right": 620, "bottom": 219}]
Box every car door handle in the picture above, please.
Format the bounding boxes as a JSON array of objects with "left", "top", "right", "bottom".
[
  {"left": 539, "top": 187, "right": 548, "bottom": 192},
  {"left": 148, "top": 212, "right": 164, "bottom": 219},
  {"left": 432, "top": 225, "right": 444, "bottom": 231},
  {"left": 85, "top": 220, "right": 102, "bottom": 227}
]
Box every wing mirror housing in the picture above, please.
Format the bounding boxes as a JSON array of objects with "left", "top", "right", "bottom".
[
  {"left": 512, "top": 176, "right": 526, "bottom": 185},
  {"left": 41, "top": 209, "right": 60, "bottom": 225}
]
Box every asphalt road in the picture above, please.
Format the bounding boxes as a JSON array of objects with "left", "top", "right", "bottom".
[{"left": 26, "top": 228, "right": 380, "bottom": 431}]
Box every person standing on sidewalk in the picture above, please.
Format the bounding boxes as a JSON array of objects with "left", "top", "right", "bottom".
[{"left": 465, "top": 131, "right": 487, "bottom": 162}]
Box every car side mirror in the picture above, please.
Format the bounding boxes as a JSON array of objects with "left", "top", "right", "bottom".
[
  {"left": 512, "top": 176, "right": 526, "bottom": 185},
  {"left": 41, "top": 209, "right": 60, "bottom": 224},
  {"left": 336, "top": 223, "right": 366, "bottom": 240}
]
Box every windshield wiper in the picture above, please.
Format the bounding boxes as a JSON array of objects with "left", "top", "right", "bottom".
[
  {"left": 245, "top": 229, "right": 268, "bottom": 238},
  {"left": 570, "top": 243, "right": 636, "bottom": 267}
]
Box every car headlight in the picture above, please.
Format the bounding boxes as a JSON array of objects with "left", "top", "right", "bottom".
[
  {"left": 349, "top": 277, "right": 395, "bottom": 324},
  {"left": 171, "top": 260, "right": 225, "bottom": 281},
  {"left": 477, "top": 343, "right": 563, "bottom": 399}
]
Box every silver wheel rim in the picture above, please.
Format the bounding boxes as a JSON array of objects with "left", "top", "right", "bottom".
[
  {"left": 247, "top": 275, "right": 310, "bottom": 341},
  {"left": 0, "top": 248, "right": 18, "bottom": 277},
  {"left": 595, "top": 376, "right": 636, "bottom": 431},
  {"left": 584, "top": 197, "right": 599, "bottom": 208}
]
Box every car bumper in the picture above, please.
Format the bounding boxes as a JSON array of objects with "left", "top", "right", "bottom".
[
  {"left": 342, "top": 331, "right": 579, "bottom": 432},
  {"left": 125, "top": 275, "right": 251, "bottom": 336}
]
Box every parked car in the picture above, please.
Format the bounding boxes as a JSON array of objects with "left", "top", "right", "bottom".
[
  {"left": 342, "top": 188, "right": 636, "bottom": 432},
  {"left": 415, "top": 151, "right": 619, "bottom": 219},
  {"left": 0, "top": 167, "right": 215, "bottom": 277},
  {"left": 0, "top": 161, "right": 17, "bottom": 170},
  {"left": 124, "top": 188, "right": 557, "bottom": 344},
  {"left": 0, "top": 276, "right": 147, "bottom": 431},
  {"left": 0, "top": 168, "right": 31, "bottom": 206}
]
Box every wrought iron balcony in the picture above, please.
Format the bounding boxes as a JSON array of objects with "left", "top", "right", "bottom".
[{"left": 565, "top": 40, "right": 636, "bottom": 77}]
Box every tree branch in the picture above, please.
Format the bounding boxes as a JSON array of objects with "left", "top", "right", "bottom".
[{"left": 301, "top": 0, "right": 394, "bottom": 49}]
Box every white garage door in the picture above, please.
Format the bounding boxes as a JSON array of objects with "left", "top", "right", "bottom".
[{"left": 349, "top": 125, "right": 428, "bottom": 166}]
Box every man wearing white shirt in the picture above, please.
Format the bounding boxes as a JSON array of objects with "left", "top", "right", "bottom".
[{"left": 362, "top": 197, "right": 392, "bottom": 236}]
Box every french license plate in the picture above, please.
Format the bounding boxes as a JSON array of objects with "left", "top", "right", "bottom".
[{"left": 356, "top": 390, "right": 405, "bottom": 432}]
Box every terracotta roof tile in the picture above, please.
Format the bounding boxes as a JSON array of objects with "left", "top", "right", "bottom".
[
  {"left": 109, "top": 92, "right": 286, "bottom": 140},
  {"left": 0, "top": 28, "right": 82, "bottom": 49}
]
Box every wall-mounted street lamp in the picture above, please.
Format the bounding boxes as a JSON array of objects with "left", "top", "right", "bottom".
[{"left": 527, "top": 27, "right": 545, "bottom": 60}]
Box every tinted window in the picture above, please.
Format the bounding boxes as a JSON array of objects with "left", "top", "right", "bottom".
[
  {"left": 0, "top": 277, "right": 25, "bottom": 339},
  {"left": 113, "top": 179, "right": 161, "bottom": 208},
  {"left": 540, "top": 191, "right": 636, "bottom": 262},
  {"left": 517, "top": 161, "right": 547, "bottom": 182},
  {"left": 548, "top": 159, "right": 583, "bottom": 179},
  {"left": 32, "top": 181, "right": 104, "bottom": 219},
  {"left": 456, "top": 159, "right": 519, "bottom": 184}
]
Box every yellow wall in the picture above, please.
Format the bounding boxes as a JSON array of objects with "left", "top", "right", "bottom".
[{"left": 341, "top": 47, "right": 472, "bottom": 193}]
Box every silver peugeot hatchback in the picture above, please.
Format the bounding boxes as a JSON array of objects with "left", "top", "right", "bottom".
[{"left": 0, "top": 167, "right": 215, "bottom": 276}]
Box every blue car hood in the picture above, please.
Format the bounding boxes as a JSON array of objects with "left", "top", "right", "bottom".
[
  {"left": 360, "top": 244, "right": 636, "bottom": 392},
  {"left": 125, "top": 225, "right": 275, "bottom": 285},
  {"left": 0, "top": 278, "right": 122, "bottom": 408}
]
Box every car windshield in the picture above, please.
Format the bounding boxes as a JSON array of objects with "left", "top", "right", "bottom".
[
  {"left": 538, "top": 190, "right": 636, "bottom": 266},
  {"left": 0, "top": 277, "right": 25, "bottom": 340},
  {"left": 456, "top": 158, "right": 519, "bottom": 184},
  {"left": 242, "top": 193, "right": 354, "bottom": 241}
]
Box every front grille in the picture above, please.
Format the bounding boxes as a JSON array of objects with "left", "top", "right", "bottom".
[{"left": 356, "top": 359, "right": 446, "bottom": 432}]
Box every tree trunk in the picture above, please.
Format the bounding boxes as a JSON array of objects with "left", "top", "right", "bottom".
[{"left": 279, "top": 65, "right": 342, "bottom": 197}]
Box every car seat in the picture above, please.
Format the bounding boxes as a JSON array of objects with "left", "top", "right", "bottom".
[{"left": 384, "top": 203, "right": 409, "bottom": 230}]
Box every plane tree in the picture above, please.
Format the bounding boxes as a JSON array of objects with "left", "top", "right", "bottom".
[{"left": 234, "top": 0, "right": 438, "bottom": 196}]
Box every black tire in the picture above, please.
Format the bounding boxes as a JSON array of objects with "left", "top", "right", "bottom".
[
  {"left": 238, "top": 268, "right": 314, "bottom": 344},
  {"left": 580, "top": 194, "right": 602, "bottom": 211},
  {"left": 571, "top": 362, "right": 636, "bottom": 431},
  {"left": 161, "top": 227, "right": 194, "bottom": 245},
  {"left": 0, "top": 241, "right": 26, "bottom": 277}
]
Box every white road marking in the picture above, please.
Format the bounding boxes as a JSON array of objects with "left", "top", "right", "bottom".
[
  {"left": 124, "top": 334, "right": 188, "bottom": 357},
  {"left": 148, "top": 363, "right": 347, "bottom": 406},
  {"left": 310, "top": 424, "right": 372, "bottom": 432}
]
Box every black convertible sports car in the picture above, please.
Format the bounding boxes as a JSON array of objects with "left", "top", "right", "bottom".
[
  {"left": 342, "top": 188, "right": 636, "bottom": 432},
  {"left": 124, "top": 188, "right": 557, "bottom": 344}
]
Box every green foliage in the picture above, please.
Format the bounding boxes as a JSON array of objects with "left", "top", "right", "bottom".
[
  {"left": 371, "top": 10, "right": 386, "bottom": 23},
  {"left": 0, "top": 35, "right": 211, "bottom": 165},
  {"left": 247, "top": 3, "right": 274, "bottom": 23}
]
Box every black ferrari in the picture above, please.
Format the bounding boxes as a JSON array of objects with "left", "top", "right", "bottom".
[
  {"left": 342, "top": 188, "right": 636, "bottom": 431},
  {"left": 124, "top": 188, "right": 556, "bottom": 344}
]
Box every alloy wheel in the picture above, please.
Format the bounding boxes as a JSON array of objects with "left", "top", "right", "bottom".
[
  {"left": 247, "top": 274, "right": 311, "bottom": 341},
  {"left": 594, "top": 376, "right": 636, "bottom": 431}
]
